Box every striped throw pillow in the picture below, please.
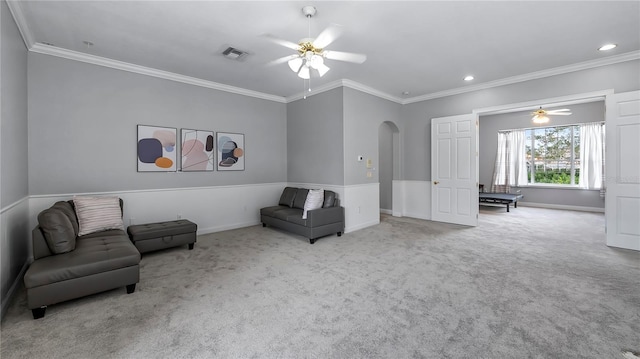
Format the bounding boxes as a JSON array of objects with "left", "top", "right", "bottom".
[{"left": 73, "top": 196, "right": 124, "bottom": 236}]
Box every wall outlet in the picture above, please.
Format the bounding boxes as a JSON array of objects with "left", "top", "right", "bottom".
[
  {"left": 129, "top": 218, "right": 135, "bottom": 226},
  {"left": 177, "top": 213, "right": 182, "bottom": 219},
  {"left": 357, "top": 206, "right": 361, "bottom": 213}
]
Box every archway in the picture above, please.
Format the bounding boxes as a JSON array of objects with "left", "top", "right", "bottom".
[{"left": 378, "top": 121, "right": 400, "bottom": 216}]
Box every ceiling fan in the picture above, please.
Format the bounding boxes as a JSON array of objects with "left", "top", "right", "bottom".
[
  {"left": 531, "top": 107, "right": 572, "bottom": 124},
  {"left": 265, "top": 5, "right": 366, "bottom": 81}
]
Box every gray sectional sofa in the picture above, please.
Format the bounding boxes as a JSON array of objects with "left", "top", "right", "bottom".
[
  {"left": 23, "top": 199, "right": 140, "bottom": 319},
  {"left": 260, "top": 187, "right": 345, "bottom": 244}
]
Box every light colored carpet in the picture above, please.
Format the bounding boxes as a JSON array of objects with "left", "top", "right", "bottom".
[{"left": 1, "top": 206, "right": 638, "bottom": 358}]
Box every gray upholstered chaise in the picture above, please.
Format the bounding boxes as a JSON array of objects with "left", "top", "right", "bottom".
[{"left": 23, "top": 199, "right": 140, "bottom": 319}]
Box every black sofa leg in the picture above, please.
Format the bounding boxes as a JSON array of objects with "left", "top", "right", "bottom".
[
  {"left": 337, "top": 232, "right": 342, "bottom": 237},
  {"left": 32, "top": 306, "right": 46, "bottom": 319},
  {"left": 188, "top": 243, "right": 194, "bottom": 250},
  {"left": 310, "top": 238, "right": 315, "bottom": 244},
  {"left": 126, "top": 284, "right": 136, "bottom": 294},
  {"left": 262, "top": 223, "right": 266, "bottom": 227}
]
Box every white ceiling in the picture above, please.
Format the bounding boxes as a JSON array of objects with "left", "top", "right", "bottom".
[{"left": 9, "top": 1, "right": 640, "bottom": 102}]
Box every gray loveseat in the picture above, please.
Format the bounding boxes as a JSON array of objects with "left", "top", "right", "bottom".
[
  {"left": 23, "top": 198, "right": 140, "bottom": 319},
  {"left": 260, "top": 187, "right": 344, "bottom": 244}
]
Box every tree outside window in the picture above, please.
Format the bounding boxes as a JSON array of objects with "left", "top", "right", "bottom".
[{"left": 525, "top": 125, "right": 580, "bottom": 185}]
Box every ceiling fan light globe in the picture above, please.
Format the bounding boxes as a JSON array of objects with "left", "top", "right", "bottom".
[
  {"left": 532, "top": 115, "right": 550, "bottom": 124},
  {"left": 288, "top": 57, "right": 303, "bottom": 72},
  {"left": 298, "top": 66, "right": 310, "bottom": 79},
  {"left": 316, "top": 63, "right": 330, "bottom": 77},
  {"left": 310, "top": 54, "right": 324, "bottom": 69}
]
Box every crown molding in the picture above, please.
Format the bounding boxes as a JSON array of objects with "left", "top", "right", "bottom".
[
  {"left": 284, "top": 79, "right": 344, "bottom": 103},
  {"left": 6, "top": 0, "right": 34, "bottom": 48},
  {"left": 342, "top": 79, "right": 403, "bottom": 104},
  {"left": 284, "top": 79, "right": 403, "bottom": 104},
  {"left": 29, "top": 43, "right": 287, "bottom": 103},
  {"left": 403, "top": 51, "right": 640, "bottom": 105}
]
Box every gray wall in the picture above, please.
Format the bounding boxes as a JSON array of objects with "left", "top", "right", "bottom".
[
  {"left": 1, "top": 0, "right": 29, "bottom": 316},
  {"left": 401, "top": 60, "right": 640, "bottom": 182},
  {"left": 479, "top": 101, "right": 605, "bottom": 208},
  {"left": 287, "top": 88, "right": 344, "bottom": 185},
  {"left": 1, "top": 0, "right": 28, "bottom": 206},
  {"left": 28, "top": 53, "right": 287, "bottom": 195},
  {"left": 343, "top": 87, "right": 401, "bottom": 185}
]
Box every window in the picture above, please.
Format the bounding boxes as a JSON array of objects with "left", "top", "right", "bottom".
[
  {"left": 525, "top": 125, "right": 580, "bottom": 185},
  {"left": 493, "top": 122, "right": 604, "bottom": 191}
]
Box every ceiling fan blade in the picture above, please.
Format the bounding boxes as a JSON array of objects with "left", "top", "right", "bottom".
[
  {"left": 547, "top": 109, "right": 571, "bottom": 114},
  {"left": 262, "top": 34, "right": 300, "bottom": 51},
  {"left": 324, "top": 50, "right": 367, "bottom": 64},
  {"left": 549, "top": 112, "right": 572, "bottom": 116},
  {"left": 266, "top": 54, "right": 299, "bottom": 66},
  {"left": 313, "top": 24, "right": 343, "bottom": 49}
]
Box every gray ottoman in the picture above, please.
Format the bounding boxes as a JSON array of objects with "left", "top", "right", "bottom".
[{"left": 127, "top": 219, "right": 197, "bottom": 254}]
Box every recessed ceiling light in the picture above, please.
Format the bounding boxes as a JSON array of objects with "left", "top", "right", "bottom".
[
  {"left": 402, "top": 91, "right": 410, "bottom": 96},
  {"left": 464, "top": 75, "right": 474, "bottom": 81},
  {"left": 598, "top": 43, "right": 617, "bottom": 51}
]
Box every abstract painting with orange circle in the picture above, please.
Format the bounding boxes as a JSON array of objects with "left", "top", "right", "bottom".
[
  {"left": 137, "top": 125, "right": 177, "bottom": 172},
  {"left": 216, "top": 132, "right": 245, "bottom": 171}
]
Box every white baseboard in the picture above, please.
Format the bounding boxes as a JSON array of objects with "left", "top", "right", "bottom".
[
  {"left": 518, "top": 201, "right": 605, "bottom": 213},
  {"left": 346, "top": 219, "right": 381, "bottom": 233},
  {"left": 380, "top": 209, "right": 392, "bottom": 215},
  {"left": 198, "top": 220, "right": 262, "bottom": 235}
]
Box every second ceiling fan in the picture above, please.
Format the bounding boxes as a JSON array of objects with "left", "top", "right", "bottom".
[{"left": 531, "top": 107, "right": 572, "bottom": 124}]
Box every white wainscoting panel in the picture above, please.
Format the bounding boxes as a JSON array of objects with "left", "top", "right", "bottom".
[
  {"left": 392, "top": 180, "right": 404, "bottom": 217},
  {"left": 1, "top": 197, "right": 31, "bottom": 318},
  {"left": 396, "top": 180, "right": 431, "bottom": 220},
  {"left": 343, "top": 183, "right": 380, "bottom": 233},
  {"left": 29, "top": 183, "right": 287, "bottom": 236}
]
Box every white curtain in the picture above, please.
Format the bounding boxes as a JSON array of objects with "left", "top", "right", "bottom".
[
  {"left": 579, "top": 123, "right": 605, "bottom": 193},
  {"left": 491, "top": 130, "right": 527, "bottom": 193}
]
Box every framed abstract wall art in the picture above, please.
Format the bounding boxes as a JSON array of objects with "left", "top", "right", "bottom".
[
  {"left": 216, "top": 132, "right": 245, "bottom": 171},
  {"left": 137, "top": 125, "right": 177, "bottom": 172},
  {"left": 180, "top": 129, "right": 215, "bottom": 171}
]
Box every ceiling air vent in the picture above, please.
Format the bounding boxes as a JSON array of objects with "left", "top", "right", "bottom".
[{"left": 222, "top": 47, "right": 248, "bottom": 61}]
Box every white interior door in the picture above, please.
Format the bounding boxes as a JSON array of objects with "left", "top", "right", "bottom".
[
  {"left": 605, "top": 90, "right": 640, "bottom": 251},
  {"left": 431, "top": 114, "right": 478, "bottom": 226}
]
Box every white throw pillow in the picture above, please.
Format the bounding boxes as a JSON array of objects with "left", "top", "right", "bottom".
[
  {"left": 73, "top": 196, "right": 125, "bottom": 236},
  {"left": 302, "top": 189, "right": 324, "bottom": 219}
]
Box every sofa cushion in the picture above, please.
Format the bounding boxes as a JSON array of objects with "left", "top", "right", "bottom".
[
  {"left": 51, "top": 201, "right": 79, "bottom": 236},
  {"left": 73, "top": 196, "right": 125, "bottom": 236},
  {"left": 323, "top": 191, "right": 337, "bottom": 208},
  {"left": 273, "top": 208, "right": 303, "bottom": 221},
  {"left": 303, "top": 189, "right": 324, "bottom": 219},
  {"left": 38, "top": 208, "right": 76, "bottom": 254},
  {"left": 24, "top": 231, "right": 140, "bottom": 288},
  {"left": 260, "top": 205, "right": 288, "bottom": 218},
  {"left": 292, "top": 188, "right": 309, "bottom": 209},
  {"left": 278, "top": 187, "right": 297, "bottom": 207}
]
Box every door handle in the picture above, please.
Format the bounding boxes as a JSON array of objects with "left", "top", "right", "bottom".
[{"left": 434, "top": 181, "right": 439, "bottom": 185}]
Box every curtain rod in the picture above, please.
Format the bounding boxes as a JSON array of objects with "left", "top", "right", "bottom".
[{"left": 497, "top": 121, "right": 604, "bottom": 133}]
